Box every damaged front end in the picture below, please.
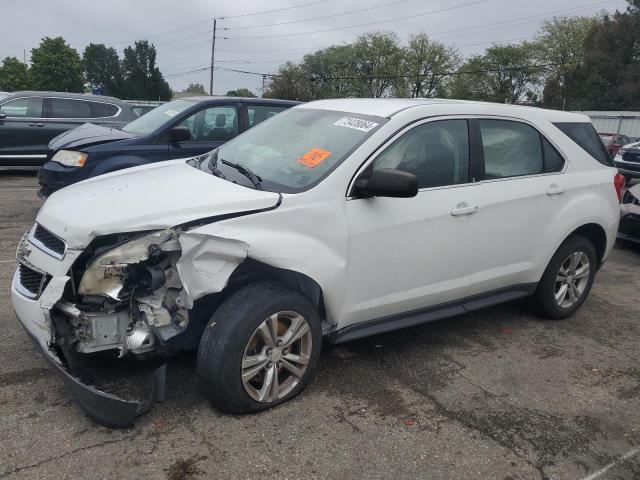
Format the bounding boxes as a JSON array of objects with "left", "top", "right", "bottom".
[
  {"left": 13, "top": 226, "right": 244, "bottom": 427},
  {"left": 69, "top": 229, "right": 189, "bottom": 357},
  {"left": 619, "top": 184, "right": 640, "bottom": 244}
]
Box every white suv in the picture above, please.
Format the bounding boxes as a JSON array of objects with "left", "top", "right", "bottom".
[{"left": 11, "top": 99, "right": 624, "bottom": 426}]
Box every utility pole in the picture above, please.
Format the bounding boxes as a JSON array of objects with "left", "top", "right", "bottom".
[
  {"left": 209, "top": 19, "right": 217, "bottom": 95},
  {"left": 261, "top": 75, "right": 266, "bottom": 97}
]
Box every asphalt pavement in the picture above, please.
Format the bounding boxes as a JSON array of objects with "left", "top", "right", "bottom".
[{"left": 0, "top": 173, "right": 638, "bottom": 479}]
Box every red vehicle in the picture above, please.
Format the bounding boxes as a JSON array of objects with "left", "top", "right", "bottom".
[{"left": 599, "top": 132, "right": 633, "bottom": 156}]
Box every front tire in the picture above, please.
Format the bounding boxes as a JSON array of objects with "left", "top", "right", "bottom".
[
  {"left": 197, "top": 282, "right": 322, "bottom": 414},
  {"left": 533, "top": 235, "right": 597, "bottom": 320}
]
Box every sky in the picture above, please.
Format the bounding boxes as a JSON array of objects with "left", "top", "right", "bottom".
[{"left": 0, "top": 0, "right": 630, "bottom": 97}]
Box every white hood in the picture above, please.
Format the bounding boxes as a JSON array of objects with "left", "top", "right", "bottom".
[{"left": 36, "top": 160, "right": 280, "bottom": 248}]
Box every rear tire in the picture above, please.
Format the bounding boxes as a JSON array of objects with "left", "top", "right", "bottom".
[
  {"left": 197, "top": 282, "right": 322, "bottom": 414},
  {"left": 533, "top": 236, "right": 597, "bottom": 320}
]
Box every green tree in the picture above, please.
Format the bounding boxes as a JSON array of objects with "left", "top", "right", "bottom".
[
  {"left": 83, "top": 43, "right": 123, "bottom": 96},
  {"left": 449, "top": 43, "right": 543, "bottom": 103},
  {"left": 398, "top": 33, "right": 461, "bottom": 98},
  {"left": 535, "top": 15, "right": 598, "bottom": 108},
  {"left": 301, "top": 45, "right": 360, "bottom": 99},
  {"left": 351, "top": 32, "right": 403, "bottom": 97},
  {"left": 0, "top": 57, "right": 31, "bottom": 91},
  {"left": 563, "top": 1, "right": 640, "bottom": 110},
  {"left": 30, "top": 37, "right": 84, "bottom": 92},
  {"left": 186, "top": 83, "right": 207, "bottom": 94},
  {"left": 226, "top": 87, "right": 256, "bottom": 97},
  {"left": 263, "top": 62, "right": 311, "bottom": 101},
  {"left": 121, "top": 41, "right": 171, "bottom": 100}
]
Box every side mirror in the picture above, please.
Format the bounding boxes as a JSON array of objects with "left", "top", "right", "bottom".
[
  {"left": 353, "top": 168, "right": 418, "bottom": 198},
  {"left": 168, "top": 126, "right": 191, "bottom": 143},
  {"left": 0, "top": 110, "right": 6, "bottom": 120}
]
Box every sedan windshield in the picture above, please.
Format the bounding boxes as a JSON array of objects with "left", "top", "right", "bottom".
[
  {"left": 191, "top": 108, "right": 385, "bottom": 192},
  {"left": 122, "top": 100, "right": 195, "bottom": 135}
]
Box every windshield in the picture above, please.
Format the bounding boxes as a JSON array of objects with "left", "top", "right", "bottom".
[
  {"left": 122, "top": 100, "right": 195, "bottom": 135},
  {"left": 191, "top": 108, "right": 385, "bottom": 192}
]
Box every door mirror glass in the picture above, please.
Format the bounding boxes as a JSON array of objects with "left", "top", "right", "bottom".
[
  {"left": 168, "top": 126, "right": 192, "bottom": 143},
  {"left": 353, "top": 168, "right": 418, "bottom": 198}
]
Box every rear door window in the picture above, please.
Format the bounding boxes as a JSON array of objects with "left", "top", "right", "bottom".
[
  {"left": 555, "top": 122, "right": 613, "bottom": 166},
  {"left": 542, "top": 138, "right": 565, "bottom": 173},
  {"left": 247, "top": 104, "right": 288, "bottom": 127},
  {"left": 479, "top": 120, "right": 543, "bottom": 178},
  {"left": 49, "top": 98, "right": 92, "bottom": 118}
]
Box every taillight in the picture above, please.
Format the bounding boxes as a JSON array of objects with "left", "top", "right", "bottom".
[{"left": 614, "top": 172, "right": 626, "bottom": 203}]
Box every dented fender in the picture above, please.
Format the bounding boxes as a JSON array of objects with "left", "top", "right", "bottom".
[{"left": 176, "top": 233, "right": 248, "bottom": 307}]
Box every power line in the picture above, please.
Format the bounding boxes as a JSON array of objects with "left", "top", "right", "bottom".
[
  {"left": 223, "top": 0, "right": 487, "bottom": 40},
  {"left": 222, "top": 0, "right": 413, "bottom": 30},
  {"left": 215, "top": 60, "right": 577, "bottom": 80},
  {"left": 434, "top": 0, "right": 621, "bottom": 40},
  {"left": 219, "top": 0, "right": 329, "bottom": 19},
  {"left": 155, "top": 0, "right": 413, "bottom": 50},
  {"left": 158, "top": 0, "right": 621, "bottom": 55},
  {"left": 110, "top": 0, "right": 330, "bottom": 46}
]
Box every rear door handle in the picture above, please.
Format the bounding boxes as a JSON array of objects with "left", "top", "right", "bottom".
[
  {"left": 28, "top": 123, "right": 44, "bottom": 127},
  {"left": 451, "top": 202, "right": 478, "bottom": 216},
  {"left": 547, "top": 183, "right": 566, "bottom": 196}
]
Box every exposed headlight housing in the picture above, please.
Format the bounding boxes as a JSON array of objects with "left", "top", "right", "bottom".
[
  {"left": 78, "top": 230, "right": 177, "bottom": 299},
  {"left": 51, "top": 150, "right": 88, "bottom": 167}
]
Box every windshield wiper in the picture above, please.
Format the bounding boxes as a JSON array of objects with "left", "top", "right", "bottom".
[
  {"left": 206, "top": 151, "right": 226, "bottom": 180},
  {"left": 220, "top": 159, "right": 262, "bottom": 190}
]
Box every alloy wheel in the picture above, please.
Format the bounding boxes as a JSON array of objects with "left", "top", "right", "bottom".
[
  {"left": 241, "top": 311, "right": 313, "bottom": 403},
  {"left": 554, "top": 251, "right": 590, "bottom": 309}
]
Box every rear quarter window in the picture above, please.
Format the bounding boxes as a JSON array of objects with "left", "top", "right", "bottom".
[
  {"left": 554, "top": 122, "right": 613, "bottom": 166},
  {"left": 90, "top": 102, "right": 119, "bottom": 117}
]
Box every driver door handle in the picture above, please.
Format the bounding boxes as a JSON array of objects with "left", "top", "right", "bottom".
[
  {"left": 28, "top": 122, "right": 45, "bottom": 127},
  {"left": 451, "top": 202, "right": 478, "bottom": 216},
  {"left": 547, "top": 183, "right": 566, "bottom": 196}
]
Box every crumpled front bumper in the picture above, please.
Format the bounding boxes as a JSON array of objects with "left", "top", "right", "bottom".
[{"left": 11, "top": 274, "right": 165, "bottom": 428}]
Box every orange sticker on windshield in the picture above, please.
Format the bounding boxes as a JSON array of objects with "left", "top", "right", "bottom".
[{"left": 298, "top": 148, "right": 332, "bottom": 168}]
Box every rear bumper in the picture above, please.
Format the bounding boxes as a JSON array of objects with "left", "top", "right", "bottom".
[
  {"left": 37, "top": 161, "right": 87, "bottom": 199},
  {"left": 11, "top": 273, "right": 164, "bottom": 428}
]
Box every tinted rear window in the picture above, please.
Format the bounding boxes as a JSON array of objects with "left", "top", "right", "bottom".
[
  {"left": 554, "top": 122, "right": 612, "bottom": 166},
  {"left": 90, "top": 102, "right": 119, "bottom": 117},
  {"left": 50, "top": 98, "right": 92, "bottom": 118}
]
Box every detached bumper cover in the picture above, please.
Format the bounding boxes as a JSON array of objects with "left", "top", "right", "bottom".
[
  {"left": 20, "top": 324, "right": 165, "bottom": 428},
  {"left": 11, "top": 276, "right": 165, "bottom": 428}
]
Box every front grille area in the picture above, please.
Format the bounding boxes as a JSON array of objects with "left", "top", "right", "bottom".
[
  {"left": 33, "top": 224, "right": 65, "bottom": 256},
  {"left": 18, "top": 263, "right": 50, "bottom": 298}
]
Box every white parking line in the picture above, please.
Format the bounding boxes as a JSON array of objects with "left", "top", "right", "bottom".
[
  {"left": 581, "top": 446, "right": 640, "bottom": 480},
  {"left": 0, "top": 187, "right": 39, "bottom": 191},
  {"left": 0, "top": 259, "right": 15, "bottom": 264}
]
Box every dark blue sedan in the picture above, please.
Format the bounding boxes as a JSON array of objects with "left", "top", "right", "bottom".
[{"left": 38, "top": 96, "right": 298, "bottom": 198}]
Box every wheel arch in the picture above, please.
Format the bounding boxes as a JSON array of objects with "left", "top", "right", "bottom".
[
  {"left": 225, "top": 259, "right": 327, "bottom": 321},
  {"left": 566, "top": 222, "right": 608, "bottom": 267}
]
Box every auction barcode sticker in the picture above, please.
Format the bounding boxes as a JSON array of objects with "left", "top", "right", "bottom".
[{"left": 334, "top": 117, "right": 379, "bottom": 132}]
